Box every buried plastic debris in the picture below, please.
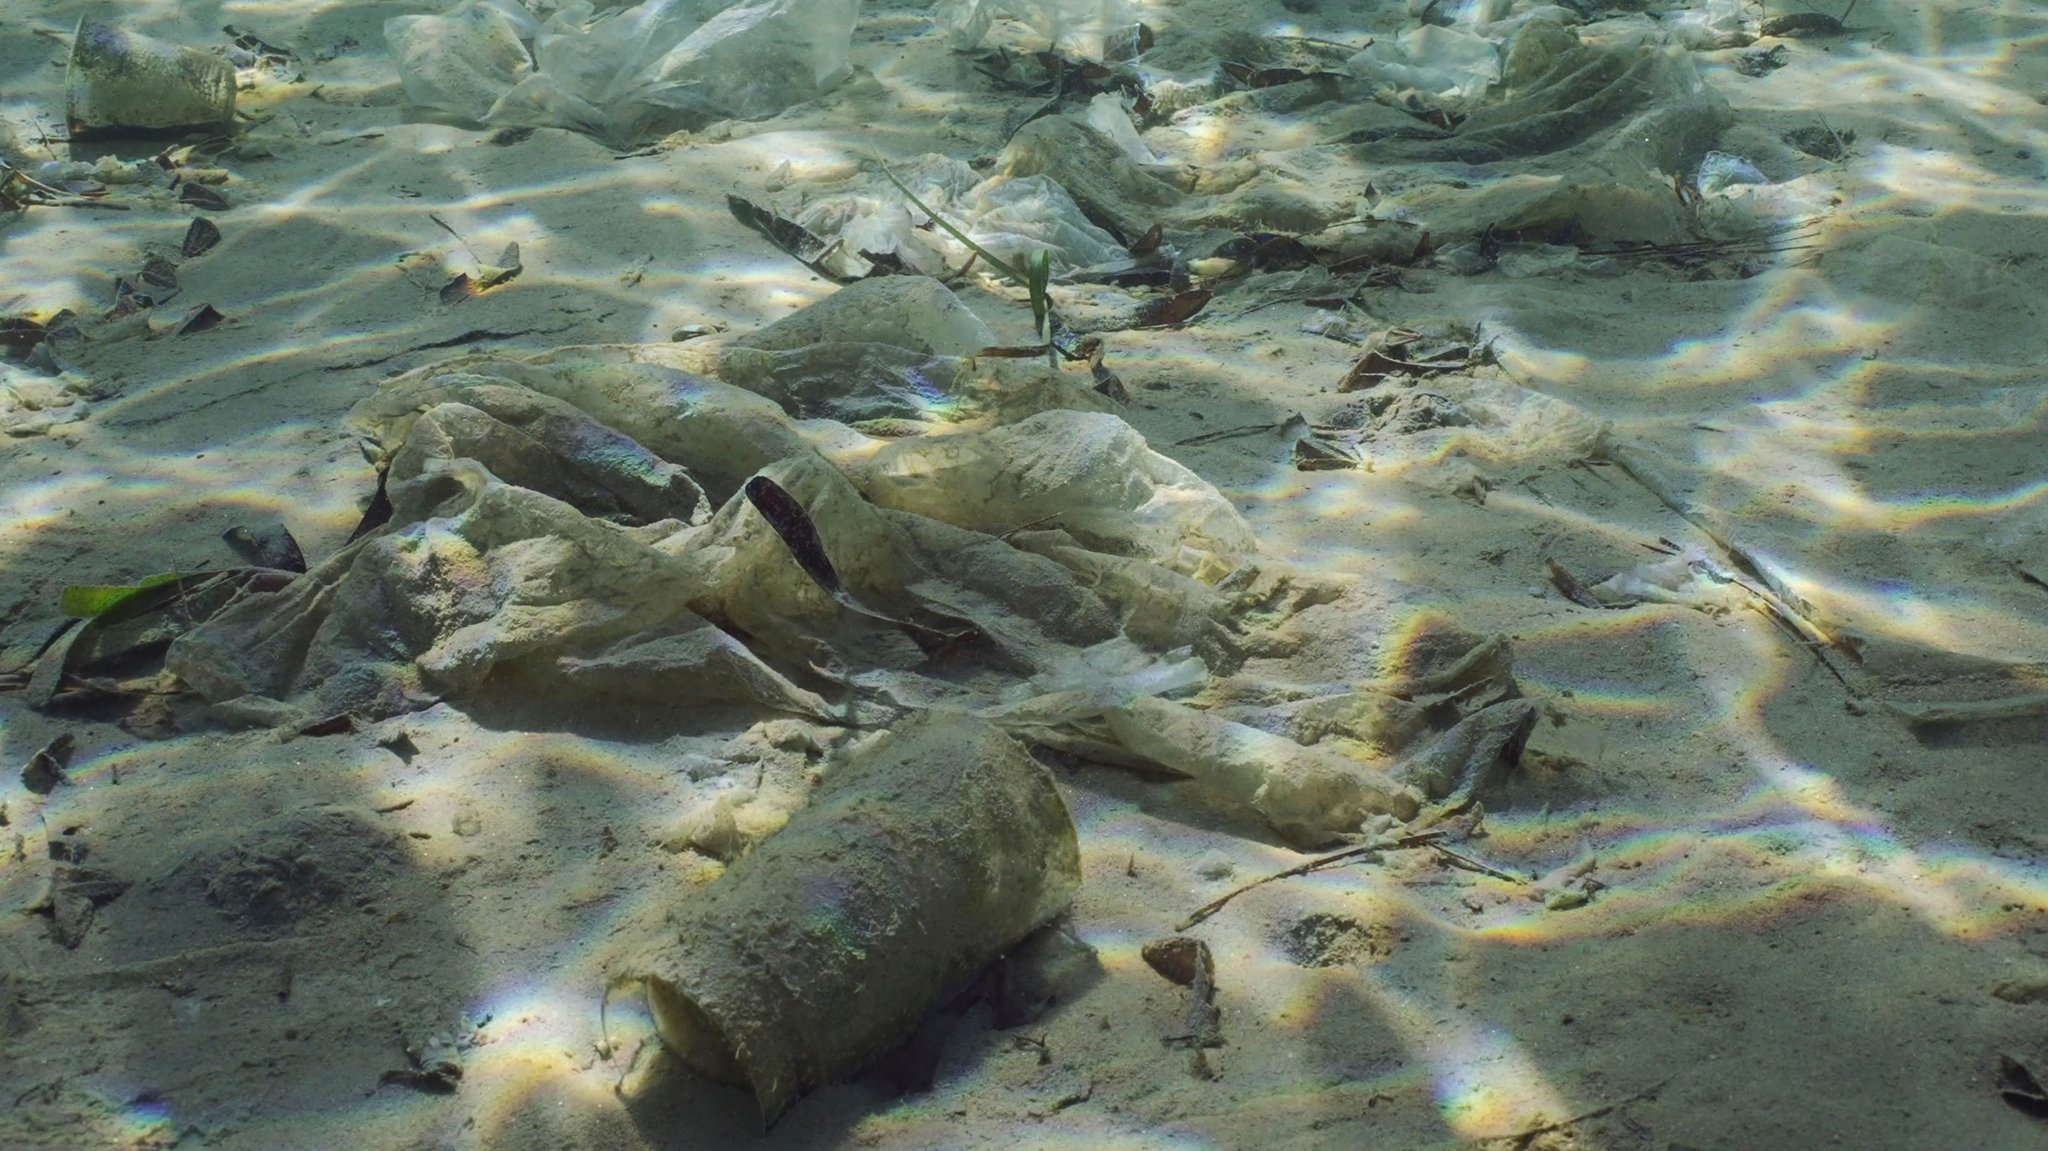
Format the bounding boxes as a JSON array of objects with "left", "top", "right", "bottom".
[
  {"left": 627, "top": 714, "right": 1081, "bottom": 1123},
  {"left": 385, "top": 0, "right": 860, "bottom": 144},
  {"left": 65, "top": 19, "right": 237, "bottom": 140},
  {"left": 1107, "top": 695, "right": 1421, "bottom": 847},
  {"left": 942, "top": 0, "right": 1137, "bottom": 60},
  {"left": 161, "top": 282, "right": 1254, "bottom": 726}
]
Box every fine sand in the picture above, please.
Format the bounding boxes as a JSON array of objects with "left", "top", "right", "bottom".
[{"left": 3, "top": 1, "right": 2047, "bottom": 1148}]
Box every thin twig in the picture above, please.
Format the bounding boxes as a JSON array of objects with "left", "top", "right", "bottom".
[
  {"left": 998, "top": 511, "right": 1063, "bottom": 540},
  {"left": 1272, "top": 34, "right": 1374, "bottom": 53},
  {"left": 1430, "top": 843, "right": 1524, "bottom": 882},
  {"left": 1494, "top": 1077, "right": 1671, "bottom": 1145},
  {"left": 1177, "top": 831, "right": 1445, "bottom": 931},
  {"left": 1174, "top": 421, "right": 1287, "bottom": 447}
]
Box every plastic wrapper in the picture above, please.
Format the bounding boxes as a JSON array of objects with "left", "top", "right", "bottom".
[{"left": 629, "top": 714, "right": 1081, "bottom": 1122}]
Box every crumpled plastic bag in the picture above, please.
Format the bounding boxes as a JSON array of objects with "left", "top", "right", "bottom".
[
  {"left": 1589, "top": 548, "right": 1748, "bottom": 611},
  {"left": 732, "top": 274, "right": 995, "bottom": 357},
  {"left": 1381, "top": 21, "right": 1732, "bottom": 175},
  {"left": 846, "top": 408, "right": 1258, "bottom": 579},
  {"left": 940, "top": 0, "right": 1134, "bottom": 59},
  {"left": 1, "top": 364, "right": 94, "bottom": 437},
  {"left": 165, "top": 454, "right": 839, "bottom": 722},
  {"left": 787, "top": 155, "right": 1130, "bottom": 279},
  {"left": 998, "top": 116, "right": 1185, "bottom": 242},
  {"left": 163, "top": 279, "right": 1254, "bottom": 729},
  {"left": 968, "top": 626, "right": 1538, "bottom": 846},
  {"left": 384, "top": 0, "right": 859, "bottom": 144},
  {"left": 1106, "top": 696, "right": 1423, "bottom": 847},
  {"left": 1351, "top": 22, "right": 1733, "bottom": 248},
  {"left": 1348, "top": 25, "right": 1502, "bottom": 102},
  {"left": 386, "top": 0, "right": 538, "bottom": 124}
]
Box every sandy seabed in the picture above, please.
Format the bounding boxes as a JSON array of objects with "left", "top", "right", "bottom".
[{"left": 3, "top": 0, "right": 2048, "bottom": 1148}]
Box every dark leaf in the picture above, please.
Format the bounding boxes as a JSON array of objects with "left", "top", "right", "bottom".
[
  {"left": 224, "top": 25, "right": 295, "bottom": 59},
  {"left": 727, "top": 194, "right": 851, "bottom": 283},
  {"left": 1547, "top": 559, "right": 1610, "bottom": 608},
  {"left": 175, "top": 303, "right": 223, "bottom": 334},
  {"left": 179, "top": 183, "right": 230, "bottom": 211},
  {"left": 181, "top": 217, "right": 222, "bottom": 257},
  {"left": 1103, "top": 22, "right": 1153, "bottom": 62},
  {"left": 139, "top": 255, "right": 181, "bottom": 293},
  {"left": 36, "top": 864, "right": 129, "bottom": 948},
  {"left": 223, "top": 524, "right": 307, "bottom": 572},
  {"left": 857, "top": 248, "right": 912, "bottom": 276},
  {"left": 1212, "top": 232, "right": 1316, "bottom": 272},
  {"left": 1128, "top": 288, "right": 1212, "bottom": 328},
  {"left": 381, "top": 1062, "right": 462, "bottom": 1095},
  {"left": 296, "top": 713, "right": 356, "bottom": 737},
  {"left": 1998, "top": 1055, "right": 2048, "bottom": 1121},
  {"left": 743, "top": 475, "right": 979, "bottom": 655},
  {"left": 21, "top": 732, "right": 74, "bottom": 794},
  {"left": 742, "top": 476, "right": 852, "bottom": 600},
  {"left": 1293, "top": 434, "right": 1359, "bottom": 470},
  {"left": 1129, "top": 222, "right": 1163, "bottom": 256},
  {"left": 0, "top": 316, "right": 47, "bottom": 349},
  {"left": 1759, "top": 11, "right": 1843, "bottom": 36},
  {"left": 438, "top": 274, "right": 475, "bottom": 304},
  {"left": 1090, "top": 360, "right": 1130, "bottom": 405},
  {"left": 347, "top": 466, "right": 394, "bottom": 543},
  {"left": 1142, "top": 936, "right": 1214, "bottom": 988}
]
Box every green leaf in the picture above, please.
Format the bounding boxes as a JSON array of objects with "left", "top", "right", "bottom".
[
  {"left": 61, "top": 572, "right": 195, "bottom": 619},
  {"left": 1028, "top": 249, "right": 1052, "bottom": 336},
  {"left": 877, "top": 162, "right": 1028, "bottom": 287}
]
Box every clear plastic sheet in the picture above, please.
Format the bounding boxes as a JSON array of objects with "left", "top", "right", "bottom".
[{"left": 384, "top": 0, "right": 859, "bottom": 143}]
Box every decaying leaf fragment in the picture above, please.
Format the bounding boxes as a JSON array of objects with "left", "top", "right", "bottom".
[{"left": 742, "top": 475, "right": 978, "bottom": 655}]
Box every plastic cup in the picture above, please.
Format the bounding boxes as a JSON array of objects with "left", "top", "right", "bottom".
[{"left": 66, "top": 19, "right": 236, "bottom": 140}]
